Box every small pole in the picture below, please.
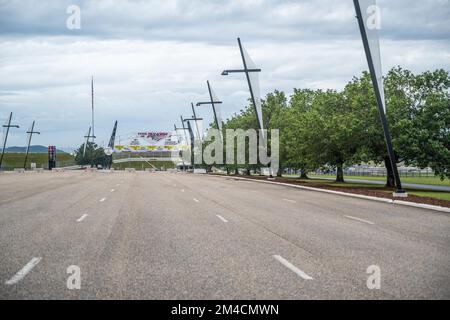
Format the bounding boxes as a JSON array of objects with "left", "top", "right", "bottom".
[
  {"left": 0, "top": 112, "right": 20, "bottom": 170},
  {"left": 23, "top": 121, "right": 41, "bottom": 169}
]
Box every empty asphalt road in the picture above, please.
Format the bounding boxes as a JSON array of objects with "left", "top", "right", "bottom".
[{"left": 0, "top": 171, "right": 449, "bottom": 299}]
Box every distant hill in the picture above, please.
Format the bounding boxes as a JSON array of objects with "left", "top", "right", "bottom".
[{"left": 3, "top": 145, "right": 66, "bottom": 153}]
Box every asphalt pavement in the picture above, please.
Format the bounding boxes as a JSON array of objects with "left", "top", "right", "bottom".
[{"left": 0, "top": 171, "right": 449, "bottom": 299}]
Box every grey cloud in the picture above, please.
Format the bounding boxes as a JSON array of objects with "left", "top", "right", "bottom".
[
  {"left": 0, "top": 0, "right": 449, "bottom": 147},
  {"left": 1, "top": 0, "right": 448, "bottom": 42}
]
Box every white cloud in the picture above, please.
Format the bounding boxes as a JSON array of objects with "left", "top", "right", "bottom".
[{"left": 0, "top": 0, "right": 449, "bottom": 147}]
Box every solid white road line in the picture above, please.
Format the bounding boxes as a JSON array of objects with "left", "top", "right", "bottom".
[
  {"left": 193, "top": 198, "right": 200, "bottom": 203},
  {"left": 273, "top": 255, "right": 313, "bottom": 280},
  {"left": 283, "top": 198, "right": 296, "bottom": 203},
  {"left": 5, "top": 257, "right": 42, "bottom": 285},
  {"left": 76, "top": 214, "right": 88, "bottom": 222},
  {"left": 216, "top": 215, "right": 228, "bottom": 223},
  {"left": 100, "top": 197, "right": 106, "bottom": 202},
  {"left": 344, "top": 215, "right": 374, "bottom": 225}
]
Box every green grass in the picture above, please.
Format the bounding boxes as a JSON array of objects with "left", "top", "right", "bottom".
[
  {"left": 306, "top": 174, "right": 450, "bottom": 186},
  {"left": 279, "top": 174, "right": 449, "bottom": 201},
  {"left": 1, "top": 152, "right": 75, "bottom": 170},
  {"left": 407, "top": 191, "right": 450, "bottom": 201}
]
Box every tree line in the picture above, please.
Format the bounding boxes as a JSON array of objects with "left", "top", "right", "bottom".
[{"left": 217, "top": 67, "right": 450, "bottom": 185}]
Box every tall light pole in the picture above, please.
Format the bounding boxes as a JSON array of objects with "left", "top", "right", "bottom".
[
  {"left": 196, "top": 81, "right": 223, "bottom": 133},
  {"left": 174, "top": 124, "right": 186, "bottom": 170},
  {"left": 23, "top": 121, "right": 41, "bottom": 169},
  {"left": 91, "top": 76, "right": 95, "bottom": 143},
  {"left": 222, "top": 38, "right": 273, "bottom": 177},
  {"left": 180, "top": 116, "right": 189, "bottom": 147},
  {"left": 353, "top": 0, "right": 406, "bottom": 196},
  {"left": 191, "top": 102, "right": 202, "bottom": 141},
  {"left": 221, "top": 38, "right": 263, "bottom": 136},
  {"left": 0, "top": 112, "right": 20, "bottom": 170},
  {"left": 183, "top": 117, "right": 203, "bottom": 169}
]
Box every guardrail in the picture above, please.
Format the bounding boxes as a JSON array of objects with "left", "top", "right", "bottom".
[{"left": 311, "top": 168, "right": 435, "bottom": 178}]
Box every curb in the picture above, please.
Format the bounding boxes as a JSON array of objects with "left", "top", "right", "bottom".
[{"left": 212, "top": 175, "right": 450, "bottom": 214}]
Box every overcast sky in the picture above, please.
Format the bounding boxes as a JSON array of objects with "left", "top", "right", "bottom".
[{"left": 1, "top": 0, "right": 449, "bottom": 149}]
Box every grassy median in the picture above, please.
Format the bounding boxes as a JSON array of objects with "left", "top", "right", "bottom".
[{"left": 305, "top": 174, "right": 450, "bottom": 187}]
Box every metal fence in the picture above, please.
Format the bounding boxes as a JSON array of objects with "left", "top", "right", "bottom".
[{"left": 312, "top": 167, "right": 435, "bottom": 178}]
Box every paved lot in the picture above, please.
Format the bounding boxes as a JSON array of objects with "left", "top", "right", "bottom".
[{"left": 0, "top": 171, "right": 449, "bottom": 299}]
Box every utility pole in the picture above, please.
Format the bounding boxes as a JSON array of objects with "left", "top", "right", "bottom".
[
  {"left": 0, "top": 112, "right": 20, "bottom": 170},
  {"left": 23, "top": 121, "right": 41, "bottom": 169}
]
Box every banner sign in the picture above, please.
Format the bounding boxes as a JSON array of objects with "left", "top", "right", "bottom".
[
  {"left": 356, "top": 0, "right": 386, "bottom": 113},
  {"left": 113, "top": 130, "right": 187, "bottom": 153},
  {"left": 137, "top": 132, "right": 168, "bottom": 141}
]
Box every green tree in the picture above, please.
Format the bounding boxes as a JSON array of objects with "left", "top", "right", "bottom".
[
  {"left": 262, "top": 90, "right": 287, "bottom": 176},
  {"left": 391, "top": 68, "right": 450, "bottom": 179},
  {"left": 74, "top": 142, "right": 105, "bottom": 167},
  {"left": 283, "top": 89, "right": 319, "bottom": 178},
  {"left": 346, "top": 67, "right": 450, "bottom": 185},
  {"left": 299, "top": 90, "right": 362, "bottom": 182}
]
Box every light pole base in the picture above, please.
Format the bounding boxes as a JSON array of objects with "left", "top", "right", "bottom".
[{"left": 393, "top": 190, "right": 408, "bottom": 198}]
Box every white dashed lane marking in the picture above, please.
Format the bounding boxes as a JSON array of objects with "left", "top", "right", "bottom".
[
  {"left": 273, "top": 255, "right": 313, "bottom": 280},
  {"left": 216, "top": 215, "right": 228, "bottom": 223},
  {"left": 76, "top": 214, "right": 88, "bottom": 222},
  {"left": 344, "top": 215, "right": 374, "bottom": 225},
  {"left": 5, "top": 257, "right": 42, "bottom": 285}
]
